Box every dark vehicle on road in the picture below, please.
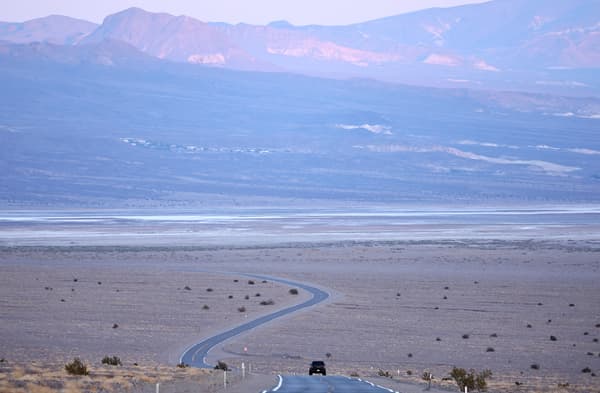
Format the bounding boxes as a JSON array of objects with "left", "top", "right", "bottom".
[{"left": 309, "top": 360, "right": 326, "bottom": 375}]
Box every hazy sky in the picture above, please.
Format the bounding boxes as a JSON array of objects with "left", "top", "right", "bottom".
[{"left": 2, "top": 0, "right": 489, "bottom": 25}]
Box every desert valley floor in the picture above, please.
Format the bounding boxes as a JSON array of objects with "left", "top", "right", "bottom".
[{"left": 1, "top": 231, "right": 599, "bottom": 392}]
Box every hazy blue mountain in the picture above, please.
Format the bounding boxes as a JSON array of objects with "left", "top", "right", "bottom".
[
  {"left": 1, "top": 41, "right": 599, "bottom": 208},
  {"left": 1, "top": 1, "right": 598, "bottom": 95},
  {"left": 0, "top": 15, "right": 97, "bottom": 45}
]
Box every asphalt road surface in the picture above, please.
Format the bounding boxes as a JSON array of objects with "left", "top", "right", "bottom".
[
  {"left": 263, "top": 375, "right": 400, "bottom": 393},
  {"left": 180, "top": 273, "right": 330, "bottom": 367}
]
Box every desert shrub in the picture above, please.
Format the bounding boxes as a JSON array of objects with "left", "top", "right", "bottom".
[
  {"left": 378, "top": 369, "right": 392, "bottom": 377},
  {"left": 407, "top": 353, "right": 413, "bottom": 358},
  {"left": 462, "top": 334, "right": 470, "bottom": 339},
  {"left": 558, "top": 382, "right": 569, "bottom": 388},
  {"left": 527, "top": 324, "right": 532, "bottom": 328},
  {"left": 582, "top": 367, "right": 592, "bottom": 373},
  {"left": 238, "top": 306, "right": 246, "bottom": 312},
  {"left": 101, "top": 356, "right": 122, "bottom": 366},
  {"left": 450, "top": 368, "right": 470, "bottom": 390},
  {"left": 490, "top": 333, "right": 498, "bottom": 338},
  {"left": 0, "top": 358, "right": 5, "bottom": 363},
  {"left": 584, "top": 332, "right": 589, "bottom": 335},
  {"left": 594, "top": 338, "right": 599, "bottom": 343},
  {"left": 531, "top": 364, "right": 540, "bottom": 370},
  {"left": 228, "top": 295, "right": 233, "bottom": 299},
  {"left": 350, "top": 371, "right": 360, "bottom": 377},
  {"left": 184, "top": 286, "right": 191, "bottom": 291},
  {"left": 260, "top": 299, "right": 275, "bottom": 306},
  {"left": 233, "top": 279, "right": 239, "bottom": 282},
  {"left": 422, "top": 371, "right": 433, "bottom": 381},
  {"left": 206, "top": 288, "right": 213, "bottom": 292},
  {"left": 569, "top": 303, "right": 575, "bottom": 307},
  {"left": 289, "top": 288, "right": 299, "bottom": 295},
  {"left": 587, "top": 352, "right": 594, "bottom": 356},
  {"left": 112, "top": 323, "right": 119, "bottom": 329},
  {"left": 255, "top": 293, "right": 261, "bottom": 297},
  {"left": 244, "top": 295, "right": 249, "bottom": 300},
  {"left": 406, "top": 370, "right": 413, "bottom": 376},
  {"left": 326, "top": 352, "right": 332, "bottom": 359},
  {"left": 202, "top": 304, "right": 210, "bottom": 310},
  {"left": 262, "top": 280, "right": 268, "bottom": 283},
  {"left": 177, "top": 362, "right": 188, "bottom": 368},
  {"left": 436, "top": 337, "right": 441, "bottom": 341},
  {"left": 486, "top": 347, "right": 495, "bottom": 352},
  {"left": 215, "top": 361, "right": 229, "bottom": 371},
  {"left": 550, "top": 335, "right": 557, "bottom": 341},
  {"left": 595, "top": 323, "right": 600, "bottom": 328},
  {"left": 73, "top": 278, "right": 78, "bottom": 282},
  {"left": 450, "top": 367, "right": 492, "bottom": 392},
  {"left": 97, "top": 281, "right": 102, "bottom": 285},
  {"left": 65, "top": 358, "right": 89, "bottom": 375},
  {"left": 248, "top": 280, "right": 255, "bottom": 285},
  {"left": 443, "top": 296, "right": 448, "bottom": 300}
]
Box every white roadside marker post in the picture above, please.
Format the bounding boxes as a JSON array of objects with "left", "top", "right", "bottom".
[
  {"left": 224, "top": 370, "right": 227, "bottom": 389},
  {"left": 155, "top": 382, "right": 159, "bottom": 393},
  {"left": 242, "top": 362, "right": 246, "bottom": 379}
]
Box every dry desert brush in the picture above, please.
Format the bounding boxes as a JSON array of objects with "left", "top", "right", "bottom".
[
  {"left": 214, "top": 361, "right": 230, "bottom": 371},
  {"left": 65, "top": 357, "right": 89, "bottom": 375},
  {"left": 450, "top": 367, "right": 492, "bottom": 392},
  {"left": 101, "top": 355, "right": 122, "bottom": 366}
]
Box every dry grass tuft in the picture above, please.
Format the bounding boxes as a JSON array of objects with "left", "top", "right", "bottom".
[{"left": 0, "top": 362, "right": 225, "bottom": 393}]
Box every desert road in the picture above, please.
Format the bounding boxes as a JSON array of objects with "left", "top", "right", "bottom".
[
  {"left": 180, "top": 274, "right": 330, "bottom": 368},
  {"left": 263, "top": 375, "right": 399, "bottom": 393}
]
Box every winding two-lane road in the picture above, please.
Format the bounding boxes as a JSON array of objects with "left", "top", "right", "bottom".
[
  {"left": 180, "top": 273, "right": 329, "bottom": 368},
  {"left": 264, "top": 375, "right": 400, "bottom": 393}
]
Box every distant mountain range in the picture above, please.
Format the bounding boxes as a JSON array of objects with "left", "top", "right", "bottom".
[
  {"left": 1, "top": 0, "right": 599, "bottom": 208},
  {"left": 1, "top": 36, "right": 599, "bottom": 207},
  {"left": 1, "top": 0, "right": 599, "bottom": 94}
]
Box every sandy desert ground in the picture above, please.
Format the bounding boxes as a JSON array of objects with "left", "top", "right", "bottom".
[{"left": 0, "top": 239, "right": 599, "bottom": 392}]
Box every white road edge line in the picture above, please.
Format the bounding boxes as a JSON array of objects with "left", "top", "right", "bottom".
[{"left": 273, "top": 375, "right": 283, "bottom": 392}]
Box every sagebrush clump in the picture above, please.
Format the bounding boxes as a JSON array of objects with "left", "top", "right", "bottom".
[
  {"left": 214, "top": 361, "right": 229, "bottom": 371},
  {"left": 450, "top": 367, "right": 492, "bottom": 392},
  {"left": 65, "top": 358, "right": 89, "bottom": 375},
  {"left": 101, "top": 355, "right": 122, "bottom": 366}
]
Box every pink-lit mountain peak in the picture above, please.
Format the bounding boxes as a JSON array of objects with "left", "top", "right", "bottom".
[{"left": 83, "top": 7, "right": 258, "bottom": 67}]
